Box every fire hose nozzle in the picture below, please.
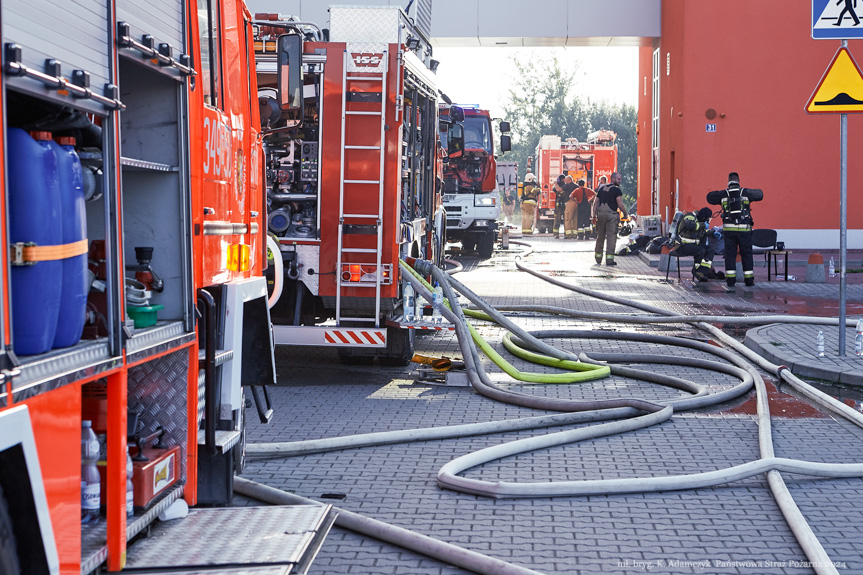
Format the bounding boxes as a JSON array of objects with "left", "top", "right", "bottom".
[{"left": 411, "top": 354, "right": 457, "bottom": 372}]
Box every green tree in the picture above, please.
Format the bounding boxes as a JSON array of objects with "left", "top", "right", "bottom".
[
  {"left": 502, "top": 54, "right": 578, "bottom": 178},
  {"left": 501, "top": 53, "right": 637, "bottom": 207}
]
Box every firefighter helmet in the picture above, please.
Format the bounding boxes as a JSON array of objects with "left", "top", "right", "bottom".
[
  {"left": 524, "top": 173, "right": 536, "bottom": 183},
  {"left": 697, "top": 207, "right": 713, "bottom": 222}
]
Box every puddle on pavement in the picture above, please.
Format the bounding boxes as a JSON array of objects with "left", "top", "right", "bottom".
[
  {"left": 715, "top": 377, "right": 830, "bottom": 418},
  {"left": 784, "top": 379, "right": 863, "bottom": 406},
  {"left": 712, "top": 323, "right": 759, "bottom": 342},
  {"left": 705, "top": 374, "right": 863, "bottom": 420},
  {"left": 751, "top": 293, "right": 863, "bottom": 316}
]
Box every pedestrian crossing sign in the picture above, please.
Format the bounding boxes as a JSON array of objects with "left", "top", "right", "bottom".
[
  {"left": 806, "top": 47, "right": 863, "bottom": 113},
  {"left": 813, "top": 0, "right": 863, "bottom": 39}
]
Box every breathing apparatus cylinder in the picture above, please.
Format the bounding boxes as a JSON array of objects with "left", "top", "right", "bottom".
[
  {"left": 50, "top": 137, "right": 88, "bottom": 349},
  {"left": 8, "top": 129, "right": 63, "bottom": 355}
]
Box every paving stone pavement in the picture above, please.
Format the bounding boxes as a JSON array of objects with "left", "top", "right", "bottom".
[{"left": 241, "top": 236, "right": 863, "bottom": 575}]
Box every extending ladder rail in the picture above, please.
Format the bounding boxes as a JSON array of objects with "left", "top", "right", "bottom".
[{"left": 335, "top": 49, "right": 389, "bottom": 327}]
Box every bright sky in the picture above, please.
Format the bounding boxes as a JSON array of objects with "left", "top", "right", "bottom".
[{"left": 432, "top": 46, "right": 640, "bottom": 118}]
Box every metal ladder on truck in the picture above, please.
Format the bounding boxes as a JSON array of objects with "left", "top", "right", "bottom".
[{"left": 335, "top": 49, "right": 389, "bottom": 329}]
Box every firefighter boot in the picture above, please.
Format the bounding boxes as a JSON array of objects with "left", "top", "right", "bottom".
[{"left": 725, "top": 269, "right": 736, "bottom": 287}]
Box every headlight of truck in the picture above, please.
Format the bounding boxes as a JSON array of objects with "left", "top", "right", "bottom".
[
  {"left": 473, "top": 220, "right": 490, "bottom": 227},
  {"left": 474, "top": 196, "right": 496, "bottom": 207}
]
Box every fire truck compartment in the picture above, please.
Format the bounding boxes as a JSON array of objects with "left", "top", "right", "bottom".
[{"left": 121, "top": 505, "right": 334, "bottom": 574}]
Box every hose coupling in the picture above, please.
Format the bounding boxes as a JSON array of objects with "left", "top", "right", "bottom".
[{"left": 405, "top": 257, "right": 434, "bottom": 276}]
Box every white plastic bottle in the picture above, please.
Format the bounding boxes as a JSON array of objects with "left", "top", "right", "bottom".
[
  {"left": 414, "top": 294, "right": 424, "bottom": 322},
  {"left": 816, "top": 330, "right": 825, "bottom": 358},
  {"left": 430, "top": 282, "right": 444, "bottom": 324},
  {"left": 81, "top": 420, "right": 101, "bottom": 523},
  {"left": 126, "top": 446, "right": 135, "bottom": 517},
  {"left": 403, "top": 281, "right": 415, "bottom": 322},
  {"left": 829, "top": 256, "right": 836, "bottom": 278},
  {"left": 855, "top": 319, "right": 863, "bottom": 357}
]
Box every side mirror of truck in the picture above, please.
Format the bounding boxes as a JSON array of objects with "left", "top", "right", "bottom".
[
  {"left": 499, "top": 121, "right": 511, "bottom": 133},
  {"left": 500, "top": 135, "right": 511, "bottom": 153},
  {"left": 277, "top": 34, "right": 304, "bottom": 112},
  {"left": 448, "top": 105, "right": 465, "bottom": 123},
  {"left": 447, "top": 123, "right": 464, "bottom": 157}
]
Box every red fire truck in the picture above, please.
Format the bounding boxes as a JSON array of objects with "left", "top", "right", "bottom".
[
  {"left": 533, "top": 130, "right": 618, "bottom": 233},
  {"left": 439, "top": 105, "right": 511, "bottom": 258},
  {"left": 256, "top": 7, "right": 446, "bottom": 363},
  {"left": 0, "top": 0, "right": 332, "bottom": 573}
]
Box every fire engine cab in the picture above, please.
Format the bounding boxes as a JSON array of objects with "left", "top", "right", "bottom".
[{"left": 439, "top": 105, "right": 511, "bottom": 259}]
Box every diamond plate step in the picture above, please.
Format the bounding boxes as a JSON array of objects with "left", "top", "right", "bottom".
[
  {"left": 196, "top": 428, "right": 242, "bottom": 452},
  {"left": 123, "top": 505, "right": 334, "bottom": 574}
]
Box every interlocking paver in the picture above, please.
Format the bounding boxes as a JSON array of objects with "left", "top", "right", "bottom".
[{"left": 239, "top": 237, "right": 863, "bottom": 574}]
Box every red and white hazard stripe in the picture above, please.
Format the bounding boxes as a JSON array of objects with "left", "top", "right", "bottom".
[
  {"left": 272, "top": 325, "right": 388, "bottom": 347},
  {"left": 324, "top": 329, "right": 386, "bottom": 346}
]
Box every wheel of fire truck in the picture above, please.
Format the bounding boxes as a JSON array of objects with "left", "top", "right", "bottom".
[
  {"left": 336, "top": 345, "right": 375, "bottom": 365},
  {"left": 0, "top": 484, "right": 20, "bottom": 575},
  {"left": 477, "top": 232, "right": 495, "bottom": 259},
  {"left": 379, "top": 326, "right": 415, "bottom": 367},
  {"left": 462, "top": 237, "right": 476, "bottom": 253}
]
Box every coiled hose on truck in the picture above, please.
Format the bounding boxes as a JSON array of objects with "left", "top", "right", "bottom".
[{"left": 244, "top": 242, "right": 863, "bottom": 575}]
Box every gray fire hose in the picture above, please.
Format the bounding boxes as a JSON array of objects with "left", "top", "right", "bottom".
[
  {"left": 234, "top": 476, "right": 544, "bottom": 575},
  {"left": 243, "top": 243, "right": 861, "bottom": 575},
  {"left": 506, "top": 250, "right": 863, "bottom": 575}
]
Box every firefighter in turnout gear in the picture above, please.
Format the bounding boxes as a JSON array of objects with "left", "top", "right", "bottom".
[
  {"left": 573, "top": 179, "right": 595, "bottom": 240},
  {"left": 552, "top": 174, "right": 568, "bottom": 238},
  {"left": 707, "top": 172, "right": 764, "bottom": 287},
  {"left": 672, "top": 207, "right": 716, "bottom": 282},
  {"left": 520, "top": 173, "right": 540, "bottom": 234},
  {"left": 592, "top": 172, "right": 628, "bottom": 265}
]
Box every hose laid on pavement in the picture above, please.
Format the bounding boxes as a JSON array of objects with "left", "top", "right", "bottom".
[
  {"left": 401, "top": 260, "right": 673, "bottom": 414},
  {"left": 246, "top": 408, "right": 638, "bottom": 459},
  {"left": 246, "top": 258, "right": 760, "bottom": 575},
  {"left": 477, "top": 304, "right": 861, "bottom": 327},
  {"left": 509, "top": 249, "right": 860, "bottom": 575},
  {"left": 245, "top": 243, "right": 857, "bottom": 574},
  {"left": 233, "top": 476, "right": 544, "bottom": 575}
]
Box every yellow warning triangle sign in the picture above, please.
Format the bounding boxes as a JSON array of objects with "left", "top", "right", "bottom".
[{"left": 806, "top": 47, "right": 863, "bottom": 113}]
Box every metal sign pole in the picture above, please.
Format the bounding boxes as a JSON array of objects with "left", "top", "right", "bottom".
[
  {"left": 840, "top": 111, "right": 847, "bottom": 355},
  {"left": 839, "top": 39, "right": 848, "bottom": 356},
  {"left": 811, "top": 6, "right": 860, "bottom": 354}
]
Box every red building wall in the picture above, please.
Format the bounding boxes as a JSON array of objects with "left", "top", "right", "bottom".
[{"left": 638, "top": 0, "right": 863, "bottom": 248}]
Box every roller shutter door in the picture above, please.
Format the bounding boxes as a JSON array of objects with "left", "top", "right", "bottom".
[{"left": 2, "top": 0, "right": 111, "bottom": 113}]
